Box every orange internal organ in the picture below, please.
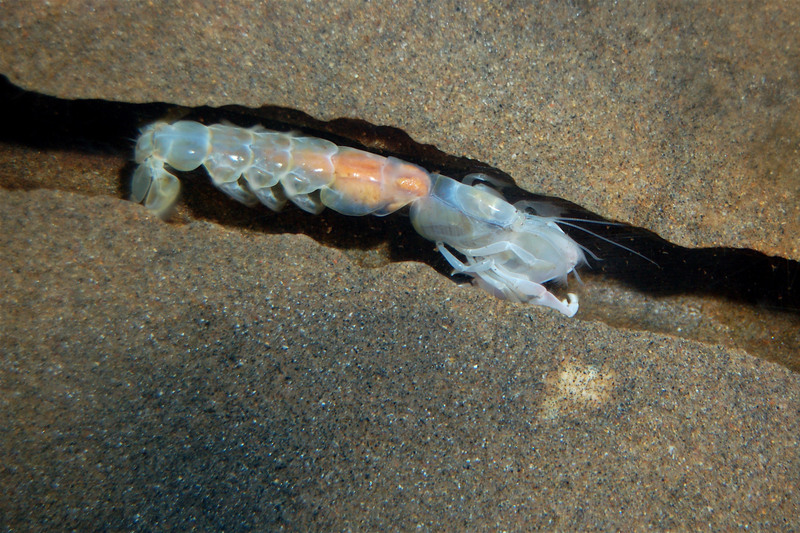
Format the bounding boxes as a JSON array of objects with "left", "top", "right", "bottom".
[{"left": 330, "top": 147, "right": 431, "bottom": 215}]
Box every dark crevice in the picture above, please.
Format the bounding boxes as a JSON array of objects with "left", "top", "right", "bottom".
[{"left": 1, "top": 75, "right": 798, "bottom": 318}]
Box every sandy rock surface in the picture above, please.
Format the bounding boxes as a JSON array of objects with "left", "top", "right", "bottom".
[
  {"left": 1, "top": 1, "right": 799, "bottom": 529},
  {"left": 1, "top": 0, "right": 798, "bottom": 259},
  {"left": 1, "top": 189, "right": 798, "bottom": 530}
]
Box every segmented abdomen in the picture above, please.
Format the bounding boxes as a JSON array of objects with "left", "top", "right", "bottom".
[{"left": 134, "top": 121, "right": 432, "bottom": 216}]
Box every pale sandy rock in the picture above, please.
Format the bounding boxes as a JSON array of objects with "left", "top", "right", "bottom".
[
  {"left": 1, "top": 189, "right": 798, "bottom": 529},
  {"left": 1, "top": 0, "right": 797, "bottom": 259}
]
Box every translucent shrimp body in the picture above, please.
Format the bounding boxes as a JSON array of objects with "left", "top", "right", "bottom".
[
  {"left": 410, "top": 175, "right": 583, "bottom": 316},
  {"left": 132, "top": 120, "right": 583, "bottom": 316},
  {"left": 132, "top": 121, "right": 431, "bottom": 217}
]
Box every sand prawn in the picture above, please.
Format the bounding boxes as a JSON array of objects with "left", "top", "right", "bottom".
[{"left": 131, "top": 120, "right": 584, "bottom": 316}]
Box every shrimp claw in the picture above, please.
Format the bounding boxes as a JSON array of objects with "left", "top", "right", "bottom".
[{"left": 410, "top": 174, "right": 583, "bottom": 316}]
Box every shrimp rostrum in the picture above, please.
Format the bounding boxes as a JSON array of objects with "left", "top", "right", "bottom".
[{"left": 132, "top": 120, "right": 584, "bottom": 316}]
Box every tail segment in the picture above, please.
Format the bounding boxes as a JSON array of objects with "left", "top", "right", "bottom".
[{"left": 130, "top": 157, "right": 181, "bottom": 217}]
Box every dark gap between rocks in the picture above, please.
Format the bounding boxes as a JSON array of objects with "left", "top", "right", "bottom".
[{"left": 1, "top": 76, "right": 797, "bottom": 369}]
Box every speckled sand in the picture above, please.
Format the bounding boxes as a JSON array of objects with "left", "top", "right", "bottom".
[
  {"left": 1, "top": 1, "right": 798, "bottom": 260},
  {"left": 1, "top": 1, "right": 799, "bottom": 530},
  {"left": 1, "top": 189, "right": 798, "bottom": 530}
]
